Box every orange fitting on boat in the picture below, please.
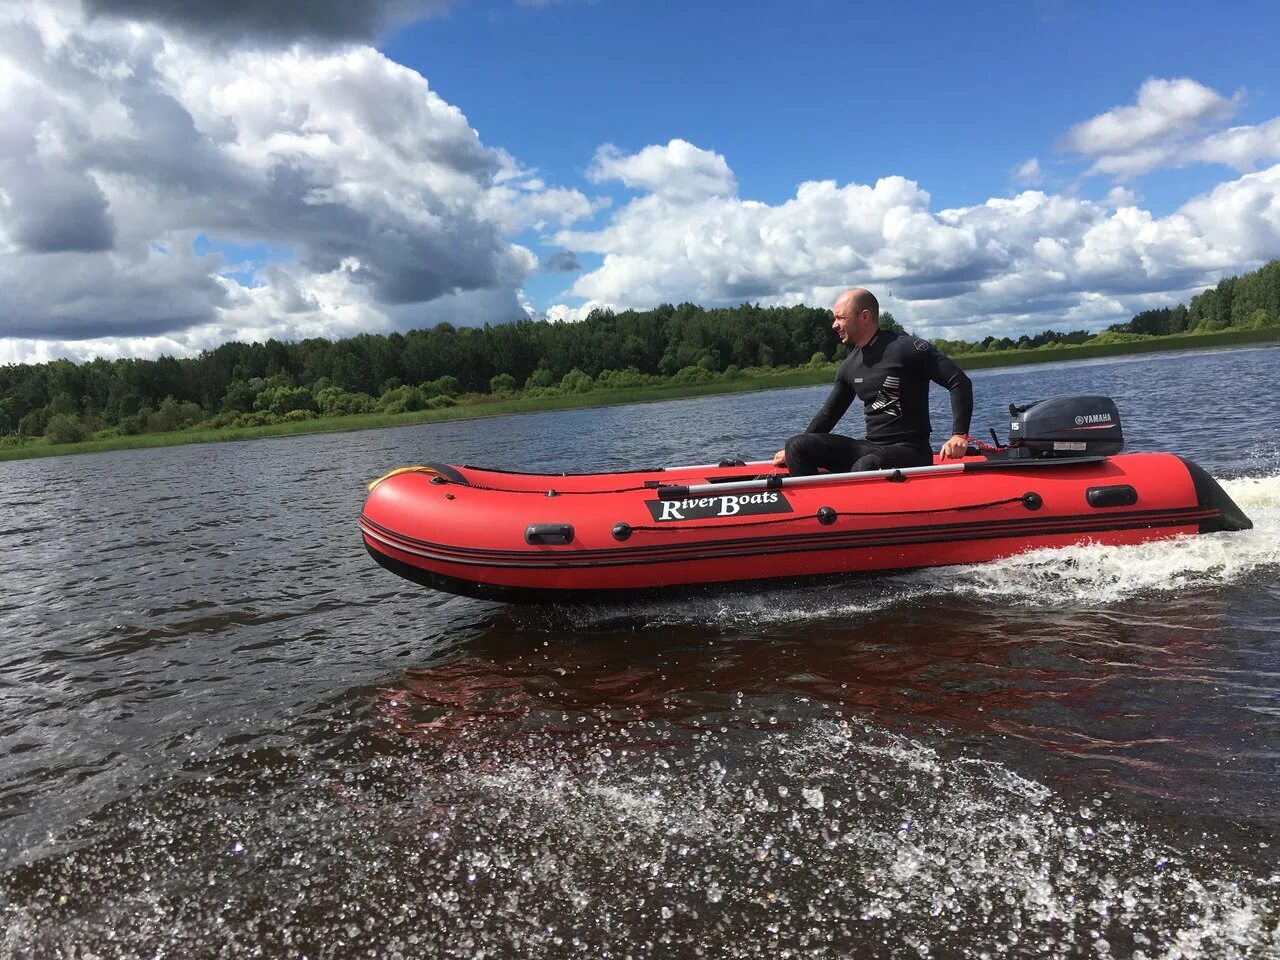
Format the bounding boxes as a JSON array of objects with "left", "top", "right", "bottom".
[{"left": 366, "top": 465, "right": 453, "bottom": 492}]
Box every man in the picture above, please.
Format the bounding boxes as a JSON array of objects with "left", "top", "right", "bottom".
[{"left": 774, "top": 288, "right": 972, "bottom": 476}]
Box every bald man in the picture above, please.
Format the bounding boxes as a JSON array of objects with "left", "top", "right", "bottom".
[{"left": 774, "top": 289, "right": 973, "bottom": 476}]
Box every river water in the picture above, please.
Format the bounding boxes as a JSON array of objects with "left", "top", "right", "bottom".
[{"left": 2, "top": 346, "right": 1279, "bottom": 958}]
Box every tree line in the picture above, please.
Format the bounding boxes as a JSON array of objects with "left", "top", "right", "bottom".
[
  {"left": 3, "top": 260, "right": 1278, "bottom": 445},
  {"left": 1109, "top": 259, "right": 1280, "bottom": 337}
]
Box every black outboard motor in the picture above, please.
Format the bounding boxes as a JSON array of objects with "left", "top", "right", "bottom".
[{"left": 1007, "top": 395, "right": 1124, "bottom": 458}]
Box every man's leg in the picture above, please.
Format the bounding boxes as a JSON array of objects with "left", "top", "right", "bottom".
[
  {"left": 850, "top": 442, "right": 934, "bottom": 472},
  {"left": 783, "top": 433, "right": 872, "bottom": 476}
]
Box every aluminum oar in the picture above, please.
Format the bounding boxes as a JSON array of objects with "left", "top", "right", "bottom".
[{"left": 655, "top": 456, "right": 1107, "bottom": 500}]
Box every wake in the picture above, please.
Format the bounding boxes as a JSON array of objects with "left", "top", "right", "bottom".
[{"left": 557, "top": 472, "right": 1280, "bottom": 629}]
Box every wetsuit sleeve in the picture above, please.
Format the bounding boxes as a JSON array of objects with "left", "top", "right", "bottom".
[
  {"left": 805, "top": 378, "right": 855, "bottom": 433},
  {"left": 924, "top": 347, "right": 973, "bottom": 437}
]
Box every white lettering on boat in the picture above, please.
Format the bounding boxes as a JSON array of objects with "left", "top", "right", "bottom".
[{"left": 646, "top": 490, "right": 793, "bottom": 522}]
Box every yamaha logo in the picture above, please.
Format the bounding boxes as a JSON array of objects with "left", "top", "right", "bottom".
[{"left": 1074, "top": 413, "right": 1113, "bottom": 425}]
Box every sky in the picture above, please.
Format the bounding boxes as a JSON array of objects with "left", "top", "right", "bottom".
[{"left": 2, "top": 0, "right": 1280, "bottom": 364}]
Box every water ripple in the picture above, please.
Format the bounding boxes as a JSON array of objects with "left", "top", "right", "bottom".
[{"left": 1, "top": 346, "right": 1279, "bottom": 955}]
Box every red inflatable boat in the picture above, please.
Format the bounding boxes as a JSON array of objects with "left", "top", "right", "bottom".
[{"left": 359, "top": 397, "right": 1252, "bottom": 602}]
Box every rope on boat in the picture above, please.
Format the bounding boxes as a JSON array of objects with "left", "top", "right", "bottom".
[
  {"left": 615, "top": 493, "right": 1036, "bottom": 538},
  {"left": 366, "top": 464, "right": 457, "bottom": 492},
  {"left": 966, "top": 433, "right": 1006, "bottom": 454},
  {"left": 444, "top": 473, "right": 775, "bottom": 496},
  {"left": 457, "top": 479, "right": 660, "bottom": 496}
]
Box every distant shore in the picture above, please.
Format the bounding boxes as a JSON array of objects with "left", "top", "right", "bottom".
[{"left": 3, "top": 324, "right": 1278, "bottom": 464}]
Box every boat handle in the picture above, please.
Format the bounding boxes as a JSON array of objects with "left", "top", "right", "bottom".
[
  {"left": 1086, "top": 485, "right": 1138, "bottom": 508},
  {"left": 525, "top": 523, "right": 575, "bottom": 545}
]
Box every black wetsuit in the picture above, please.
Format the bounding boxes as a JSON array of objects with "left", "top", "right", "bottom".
[{"left": 784, "top": 330, "right": 973, "bottom": 476}]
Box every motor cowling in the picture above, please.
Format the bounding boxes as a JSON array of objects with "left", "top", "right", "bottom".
[{"left": 1008, "top": 395, "right": 1124, "bottom": 457}]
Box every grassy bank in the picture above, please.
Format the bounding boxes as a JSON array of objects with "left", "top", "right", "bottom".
[
  {"left": 951, "top": 324, "right": 1280, "bottom": 369},
  {"left": 0, "top": 369, "right": 829, "bottom": 463},
  {"left": 4, "top": 325, "right": 1278, "bottom": 464}
]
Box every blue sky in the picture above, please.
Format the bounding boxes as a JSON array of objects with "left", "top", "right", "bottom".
[
  {"left": 400, "top": 0, "right": 1280, "bottom": 320},
  {"left": 2, "top": 0, "right": 1280, "bottom": 361},
  {"left": 384, "top": 0, "right": 1276, "bottom": 208}
]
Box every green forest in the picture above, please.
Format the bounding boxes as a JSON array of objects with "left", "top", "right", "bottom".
[{"left": 4, "top": 260, "right": 1279, "bottom": 449}]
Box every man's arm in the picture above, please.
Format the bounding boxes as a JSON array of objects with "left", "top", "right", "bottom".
[
  {"left": 805, "top": 379, "right": 855, "bottom": 434},
  {"left": 923, "top": 344, "right": 973, "bottom": 459},
  {"left": 773, "top": 377, "right": 855, "bottom": 466}
]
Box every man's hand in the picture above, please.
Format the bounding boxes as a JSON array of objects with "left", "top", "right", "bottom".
[
  {"left": 939, "top": 434, "right": 969, "bottom": 460},
  {"left": 772, "top": 449, "right": 787, "bottom": 467}
]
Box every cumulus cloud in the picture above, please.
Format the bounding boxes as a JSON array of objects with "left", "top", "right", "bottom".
[
  {"left": 1011, "top": 158, "right": 1043, "bottom": 187},
  {"left": 1060, "top": 78, "right": 1237, "bottom": 157},
  {"left": 1105, "top": 186, "right": 1138, "bottom": 209},
  {"left": 0, "top": 1, "right": 590, "bottom": 360},
  {"left": 7, "top": 36, "right": 1276, "bottom": 365},
  {"left": 557, "top": 174, "right": 992, "bottom": 311},
  {"left": 547, "top": 80, "right": 1280, "bottom": 336},
  {"left": 83, "top": 0, "right": 450, "bottom": 45},
  {"left": 589, "top": 139, "right": 737, "bottom": 202},
  {"left": 0, "top": 266, "right": 535, "bottom": 366},
  {"left": 544, "top": 300, "right": 609, "bottom": 324},
  {"left": 1056, "top": 77, "right": 1280, "bottom": 179},
  {"left": 1194, "top": 117, "right": 1280, "bottom": 172},
  {"left": 541, "top": 250, "right": 581, "bottom": 272},
  {"left": 1179, "top": 164, "right": 1280, "bottom": 256},
  {"left": 551, "top": 137, "right": 1280, "bottom": 338},
  {"left": 484, "top": 154, "right": 598, "bottom": 234}
]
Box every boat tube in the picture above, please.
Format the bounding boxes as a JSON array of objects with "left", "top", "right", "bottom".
[{"left": 359, "top": 396, "right": 1252, "bottom": 603}]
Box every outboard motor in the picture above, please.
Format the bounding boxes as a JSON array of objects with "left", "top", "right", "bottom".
[{"left": 1007, "top": 395, "right": 1124, "bottom": 457}]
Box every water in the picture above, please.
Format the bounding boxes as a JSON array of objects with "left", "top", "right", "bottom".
[{"left": 2, "top": 345, "right": 1279, "bottom": 958}]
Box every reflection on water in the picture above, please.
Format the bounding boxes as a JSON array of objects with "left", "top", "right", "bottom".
[
  {"left": 384, "top": 569, "right": 1277, "bottom": 817},
  {"left": 2, "top": 347, "right": 1280, "bottom": 956},
  {"left": 6, "top": 618, "right": 1277, "bottom": 957}
]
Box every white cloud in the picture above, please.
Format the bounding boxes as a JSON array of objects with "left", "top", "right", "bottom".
[
  {"left": 544, "top": 300, "right": 610, "bottom": 324},
  {"left": 1011, "top": 158, "right": 1043, "bottom": 187},
  {"left": 1179, "top": 164, "right": 1280, "bottom": 257},
  {"left": 82, "top": 0, "right": 452, "bottom": 45},
  {"left": 1194, "top": 117, "right": 1280, "bottom": 172},
  {"left": 1056, "top": 77, "right": 1280, "bottom": 179},
  {"left": 1060, "top": 77, "right": 1238, "bottom": 158},
  {"left": 1105, "top": 186, "right": 1138, "bottom": 209},
  {"left": 483, "top": 154, "right": 598, "bottom": 234},
  {"left": 550, "top": 136, "right": 1280, "bottom": 339},
  {"left": 549, "top": 88, "right": 1280, "bottom": 339},
  {"left": 0, "top": 268, "right": 535, "bottom": 365},
  {"left": 6, "top": 36, "right": 1277, "bottom": 366},
  {"left": 0, "top": 1, "right": 589, "bottom": 361},
  {"left": 589, "top": 139, "right": 737, "bottom": 203}
]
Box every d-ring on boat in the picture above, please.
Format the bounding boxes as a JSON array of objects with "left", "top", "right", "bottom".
[{"left": 359, "top": 396, "right": 1252, "bottom": 603}]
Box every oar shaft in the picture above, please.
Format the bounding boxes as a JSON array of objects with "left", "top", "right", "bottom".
[
  {"left": 669, "top": 459, "right": 774, "bottom": 470},
  {"left": 654, "top": 455, "right": 1107, "bottom": 499},
  {"left": 657, "top": 462, "right": 967, "bottom": 500}
]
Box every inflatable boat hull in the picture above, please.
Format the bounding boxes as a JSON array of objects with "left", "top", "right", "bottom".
[{"left": 359, "top": 453, "right": 1250, "bottom": 603}]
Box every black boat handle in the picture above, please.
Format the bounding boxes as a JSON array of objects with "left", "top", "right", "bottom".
[{"left": 525, "top": 523, "right": 574, "bottom": 545}]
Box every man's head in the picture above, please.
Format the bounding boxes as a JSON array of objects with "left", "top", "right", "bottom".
[{"left": 832, "top": 288, "right": 879, "bottom": 346}]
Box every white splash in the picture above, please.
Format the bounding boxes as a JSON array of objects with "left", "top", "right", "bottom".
[
  {"left": 443, "top": 716, "right": 1280, "bottom": 956},
  {"left": 914, "top": 471, "right": 1280, "bottom": 607},
  {"left": 564, "top": 472, "right": 1280, "bottom": 627}
]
